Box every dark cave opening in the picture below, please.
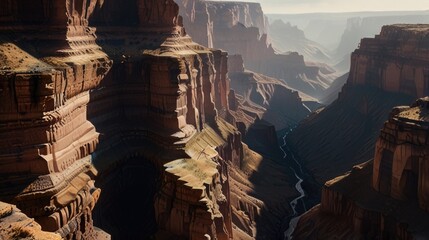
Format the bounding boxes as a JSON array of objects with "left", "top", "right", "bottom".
[{"left": 93, "top": 158, "right": 160, "bottom": 240}]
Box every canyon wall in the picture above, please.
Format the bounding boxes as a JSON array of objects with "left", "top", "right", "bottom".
[
  {"left": 287, "top": 25, "right": 428, "bottom": 190},
  {"left": 293, "top": 98, "right": 429, "bottom": 239},
  {"left": 0, "top": 0, "right": 112, "bottom": 239}
]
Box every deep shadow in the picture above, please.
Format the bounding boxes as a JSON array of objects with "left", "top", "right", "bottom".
[
  {"left": 93, "top": 158, "right": 160, "bottom": 240},
  {"left": 242, "top": 120, "right": 299, "bottom": 240}
]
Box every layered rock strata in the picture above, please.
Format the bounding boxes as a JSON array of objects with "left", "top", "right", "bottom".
[
  {"left": 0, "top": 1, "right": 111, "bottom": 239},
  {"left": 293, "top": 98, "right": 429, "bottom": 239}
]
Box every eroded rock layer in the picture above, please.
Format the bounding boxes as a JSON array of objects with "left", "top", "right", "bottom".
[
  {"left": 0, "top": 1, "right": 111, "bottom": 239},
  {"left": 293, "top": 98, "right": 429, "bottom": 239}
]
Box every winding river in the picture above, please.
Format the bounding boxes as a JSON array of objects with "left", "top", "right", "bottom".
[{"left": 279, "top": 129, "right": 307, "bottom": 240}]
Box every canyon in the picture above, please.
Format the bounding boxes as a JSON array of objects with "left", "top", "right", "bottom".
[
  {"left": 0, "top": 0, "right": 302, "bottom": 239},
  {"left": 2, "top": 0, "right": 429, "bottom": 240}
]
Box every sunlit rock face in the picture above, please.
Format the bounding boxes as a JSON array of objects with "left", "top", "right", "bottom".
[
  {"left": 293, "top": 98, "right": 429, "bottom": 239},
  {"left": 0, "top": 0, "right": 112, "bottom": 239}
]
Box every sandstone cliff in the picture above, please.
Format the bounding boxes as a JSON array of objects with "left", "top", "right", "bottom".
[
  {"left": 0, "top": 1, "right": 111, "bottom": 239},
  {"left": 287, "top": 25, "right": 429, "bottom": 191},
  {"left": 293, "top": 98, "right": 429, "bottom": 239}
]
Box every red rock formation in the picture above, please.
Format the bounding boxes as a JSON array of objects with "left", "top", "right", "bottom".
[
  {"left": 293, "top": 98, "right": 429, "bottom": 239},
  {"left": 0, "top": 1, "right": 111, "bottom": 239}
]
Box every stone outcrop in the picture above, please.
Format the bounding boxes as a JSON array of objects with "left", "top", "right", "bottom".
[
  {"left": 0, "top": 0, "right": 111, "bottom": 239},
  {"left": 0, "top": 202, "right": 62, "bottom": 240},
  {"left": 293, "top": 98, "right": 429, "bottom": 239}
]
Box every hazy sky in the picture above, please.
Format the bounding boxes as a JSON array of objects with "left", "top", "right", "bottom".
[{"left": 215, "top": 0, "right": 429, "bottom": 14}]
